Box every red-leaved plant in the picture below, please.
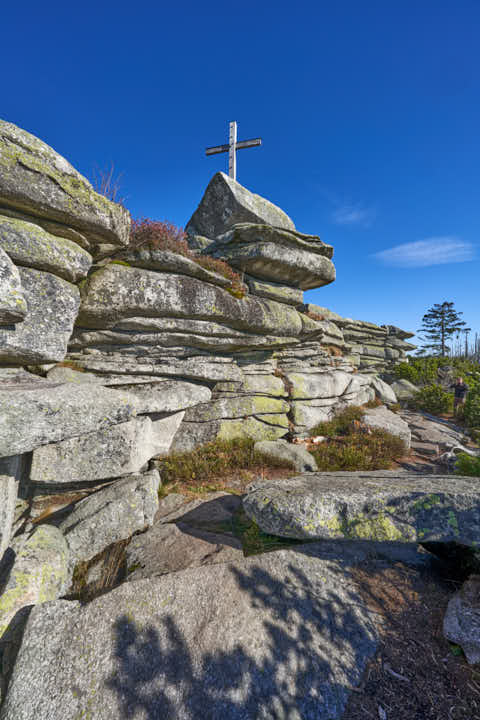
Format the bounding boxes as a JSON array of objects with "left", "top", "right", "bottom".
[{"left": 128, "top": 218, "right": 247, "bottom": 299}]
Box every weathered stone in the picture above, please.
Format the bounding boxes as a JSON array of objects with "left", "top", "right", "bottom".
[
  {"left": 208, "top": 224, "right": 335, "bottom": 290},
  {"left": 217, "top": 374, "right": 286, "bottom": 397},
  {"left": 0, "top": 381, "right": 137, "bottom": 457},
  {"left": 245, "top": 275, "right": 303, "bottom": 305},
  {"left": 362, "top": 406, "right": 411, "bottom": 449},
  {"left": 0, "top": 267, "right": 79, "bottom": 365},
  {"left": 77, "top": 264, "right": 303, "bottom": 337},
  {"left": 0, "top": 215, "right": 92, "bottom": 285},
  {"left": 243, "top": 471, "right": 480, "bottom": 544},
  {"left": 69, "top": 327, "right": 298, "bottom": 353},
  {"left": 111, "top": 380, "right": 211, "bottom": 414},
  {"left": 186, "top": 171, "right": 295, "bottom": 239},
  {"left": 391, "top": 379, "right": 419, "bottom": 401},
  {"left": 156, "top": 491, "right": 242, "bottom": 528},
  {"left": 286, "top": 370, "right": 359, "bottom": 400},
  {"left": 0, "top": 545, "right": 379, "bottom": 720},
  {"left": 0, "top": 248, "right": 26, "bottom": 325},
  {"left": 171, "top": 415, "right": 288, "bottom": 452},
  {"left": 0, "top": 525, "right": 69, "bottom": 639},
  {"left": 30, "top": 414, "right": 184, "bottom": 485},
  {"left": 0, "top": 120, "right": 130, "bottom": 247},
  {"left": 444, "top": 575, "right": 480, "bottom": 664},
  {"left": 184, "top": 395, "right": 289, "bottom": 423},
  {"left": 125, "top": 522, "right": 243, "bottom": 581},
  {"left": 65, "top": 354, "right": 244, "bottom": 384},
  {"left": 60, "top": 469, "right": 160, "bottom": 567},
  {"left": 254, "top": 439, "right": 318, "bottom": 472},
  {"left": 0, "top": 206, "right": 90, "bottom": 250},
  {"left": 370, "top": 377, "right": 397, "bottom": 405},
  {"left": 0, "top": 476, "right": 16, "bottom": 562},
  {"left": 115, "top": 248, "right": 230, "bottom": 287}
]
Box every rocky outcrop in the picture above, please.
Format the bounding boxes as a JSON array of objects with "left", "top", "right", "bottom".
[
  {"left": 254, "top": 439, "right": 318, "bottom": 472},
  {"left": 244, "top": 471, "right": 480, "bottom": 544},
  {"left": 0, "top": 120, "right": 130, "bottom": 249},
  {"left": 362, "top": 405, "right": 411, "bottom": 449},
  {"left": 304, "top": 304, "right": 416, "bottom": 375}
]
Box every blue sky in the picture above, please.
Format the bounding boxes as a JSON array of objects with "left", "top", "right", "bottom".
[{"left": 3, "top": 0, "right": 479, "bottom": 346}]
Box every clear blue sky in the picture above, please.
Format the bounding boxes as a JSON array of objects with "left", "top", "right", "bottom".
[{"left": 3, "top": 1, "right": 479, "bottom": 346}]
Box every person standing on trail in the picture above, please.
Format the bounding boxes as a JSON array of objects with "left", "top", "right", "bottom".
[{"left": 450, "top": 377, "right": 469, "bottom": 415}]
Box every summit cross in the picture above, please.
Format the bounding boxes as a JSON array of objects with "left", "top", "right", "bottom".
[{"left": 205, "top": 121, "right": 262, "bottom": 182}]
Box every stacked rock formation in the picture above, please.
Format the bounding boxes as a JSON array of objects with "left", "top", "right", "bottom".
[
  {"left": 303, "top": 304, "right": 416, "bottom": 375},
  {"left": 0, "top": 120, "right": 420, "bottom": 700}
]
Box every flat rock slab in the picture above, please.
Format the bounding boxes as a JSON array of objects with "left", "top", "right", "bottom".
[
  {"left": 30, "top": 414, "right": 184, "bottom": 484},
  {"left": 60, "top": 469, "right": 160, "bottom": 567},
  {"left": 125, "top": 522, "right": 243, "bottom": 581},
  {"left": 0, "top": 545, "right": 379, "bottom": 720},
  {"left": 0, "top": 381, "right": 137, "bottom": 457},
  {"left": 186, "top": 171, "right": 295, "bottom": 239},
  {"left": 117, "top": 248, "right": 230, "bottom": 287},
  {"left": 362, "top": 405, "right": 411, "bottom": 449},
  {"left": 243, "top": 471, "right": 480, "bottom": 546}
]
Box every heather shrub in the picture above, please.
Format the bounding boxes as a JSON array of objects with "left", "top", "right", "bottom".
[
  {"left": 311, "top": 429, "right": 406, "bottom": 472},
  {"left": 465, "top": 389, "right": 480, "bottom": 428},
  {"left": 128, "top": 218, "right": 246, "bottom": 298}
]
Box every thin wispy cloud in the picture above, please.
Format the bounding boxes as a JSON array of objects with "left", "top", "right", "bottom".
[
  {"left": 332, "top": 202, "right": 376, "bottom": 228},
  {"left": 374, "top": 236, "right": 475, "bottom": 268}
]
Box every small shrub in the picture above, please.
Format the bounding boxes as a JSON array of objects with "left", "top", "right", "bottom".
[
  {"left": 455, "top": 453, "right": 480, "bottom": 477},
  {"left": 365, "top": 397, "right": 382, "bottom": 409},
  {"left": 310, "top": 406, "right": 365, "bottom": 438},
  {"left": 465, "top": 390, "right": 480, "bottom": 428},
  {"left": 311, "top": 429, "right": 406, "bottom": 471},
  {"left": 156, "top": 437, "right": 292, "bottom": 490},
  {"left": 305, "top": 311, "right": 326, "bottom": 322},
  {"left": 129, "top": 218, "right": 191, "bottom": 254},
  {"left": 128, "top": 218, "right": 246, "bottom": 298},
  {"left": 410, "top": 384, "right": 453, "bottom": 415},
  {"left": 394, "top": 362, "right": 420, "bottom": 384}
]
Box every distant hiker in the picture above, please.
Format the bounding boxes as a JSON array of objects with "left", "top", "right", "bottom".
[{"left": 450, "top": 377, "right": 469, "bottom": 414}]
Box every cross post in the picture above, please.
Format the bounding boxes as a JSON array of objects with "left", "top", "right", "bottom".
[{"left": 205, "top": 121, "right": 262, "bottom": 182}]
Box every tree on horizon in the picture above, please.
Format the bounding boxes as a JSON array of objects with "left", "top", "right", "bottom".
[{"left": 416, "top": 301, "right": 469, "bottom": 357}]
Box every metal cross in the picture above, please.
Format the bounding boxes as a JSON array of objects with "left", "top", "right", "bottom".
[{"left": 205, "top": 121, "right": 262, "bottom": 182}]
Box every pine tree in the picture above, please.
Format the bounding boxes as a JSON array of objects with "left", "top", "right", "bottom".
[{"left": 416, "top": 302, "right": 468, "bottom": 357}]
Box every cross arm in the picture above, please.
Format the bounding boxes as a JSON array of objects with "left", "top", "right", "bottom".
[{"left": 205, "top": 138, "right": 262, "bottom": 156}]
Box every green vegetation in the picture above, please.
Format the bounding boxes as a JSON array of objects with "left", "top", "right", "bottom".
[
  {"left": 233, "top": 510, "right": 303, "bottom": 556},
  {"left": 455, "top": 453, "right": 480, "bottom": 477},
  {"left": 309, "top": 406, "right": 406, "bottom": 471},
  {"left": 411, "top": 384, "right": 453, "bottom": 415}
]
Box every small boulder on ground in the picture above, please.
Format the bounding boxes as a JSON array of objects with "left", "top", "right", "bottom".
[
  {"left": 444, "top": 575, "right": 480, "bottom": 665},
  {"left": 362, "top": 405, "right": 411, "bottom": 449},
  {"left": 391, "top": 379, "right": 419, "bottom": 401},
  {"left": 243, "top": 471, "right": 480, "bottom": 545},
  {"left": 254, "top": 439, "right": 318, "bottom": 472}
]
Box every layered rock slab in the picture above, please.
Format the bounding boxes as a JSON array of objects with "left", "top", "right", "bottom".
[
  {"left": 0, "top": 248, "right": 26, "bottom": 325},
  {"left": 206, "top": 223, "right": 335, "bottom": 290},
  {"left": 0, "top": 546, "right": 379, "bottom": 720},
  {"left": 186, "top": 171, "right": 295, "bottom": 239},
  {"left": 0, "top": 267, "right": 79, "bottom": 365},
  {"left": 60, "top": 469, "right": 160, "bottom": 567},
  {"left": 0, "top": 381, "right": 137, "bottom": 456},
  {"left": 77, "top": 264, "right": 303, "bottom": 337},
  {"left": 0, "top": 214, "right": 92, "bottom": 282},
  {"left": 243, "top": 471, "right": 480, "bottom": 544},
  {"left": 0, "top": 119, "right": 130, "bottom": 247},
  {"left": 30, "top": 414, "right": 184, "bottom": 484}
]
